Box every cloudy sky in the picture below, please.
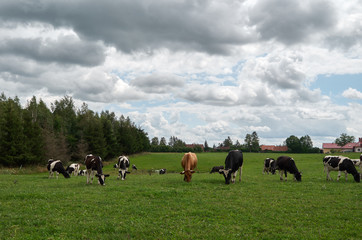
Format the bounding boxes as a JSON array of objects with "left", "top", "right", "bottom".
[{"left": 1, "top": 0, "right": 362, "bottom": 148}]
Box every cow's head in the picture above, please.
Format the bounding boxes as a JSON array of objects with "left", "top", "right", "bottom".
[
  {"left": 180, "top": 170, "right": 195, "bottom": 182},
  {"left": 119, "top": 170, "right": 131, "bottom": 180},
  {"left": 294, "top": 172, "right": 302, "bottom": 181},
  {"left": 95, "top": 174, "right": 110, "bottom": 185},
  {"left": 353, "top": 173, "right": 360, "bottom": 183},
  {"left": 219, "top": 169, "right": 232, "bottom": 184}
]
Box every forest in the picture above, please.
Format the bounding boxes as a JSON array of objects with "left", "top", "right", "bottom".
[{"left": 0, "top": 94, "right": 150, "bottom": 166}]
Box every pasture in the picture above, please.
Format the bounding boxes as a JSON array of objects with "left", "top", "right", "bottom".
[{"left": 0, "top": 152, "right": 361, "bottom": 239}]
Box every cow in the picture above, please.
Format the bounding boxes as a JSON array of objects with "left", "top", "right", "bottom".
[
  {"left": 66, "top": 163, "right": 80, "bottom": 176},
  {"left": 114, "top": 155, "right": 130, "bottom": 180},
  {"left": 210, "top": 166, "right": 224, "bottom": 174},
  {"left": 47, "top": 159, "right": 70, "bottom": 179},
  {"left": 351, "top": 155, "right": 362, "bottom": 178},
  {"left": 159, "top": 168, "right": 166, "bottom": 174},
  {"left": 219, "top": 150, "right": 243, "bottom": 184},
  {"left": 276, "top": 156, "right": 302, "bottom": 181},
  {"left": 263, "top": 158, "right": 276, "bottom": 175},
  {"left": 180, "top": 152, "right": 198, "bottom": 182},
  {"left": 323, "top": 156, "right": 360, "bottom": 182},
  {"left": 84, "top": 154, "right": 109, "bottom": 185},
  {"left": 78, "top": 169, "right": 87, "bottom": 176}
]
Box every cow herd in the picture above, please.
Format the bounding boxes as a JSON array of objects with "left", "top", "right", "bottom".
[{"left": 46, "top": 151, "right": 361, "bottom": 185}]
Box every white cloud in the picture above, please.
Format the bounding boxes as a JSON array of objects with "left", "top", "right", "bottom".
[
  {"left": 342, "top": 88, "right": 362, "bottom": 100},
  {"left": 1, "top": 0, "right": 362, "bottom": 148}
]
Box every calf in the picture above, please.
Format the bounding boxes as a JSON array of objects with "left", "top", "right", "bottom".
[
  {"left": 210, "top": 166, "right": 224, "bottom": 174},
  {"left": 66, "top": 163, "right": 80, "bottom": 176},
  {"left": 180, "top": 152, "right": 198, "bottom": 182},
  {"left": 84, "top": 154, "right": 109, "bottom": 185},
  {"left": 47, "top": 159, "right": 70, "bottom": 179},
  {"left": 219, "top": 150, "right": 243, "bottom": 184},
  {"left": 263, "top": 158, "right": 276, "bottom": 175},
  {"left": 114, "top": 155, "right": 130, "bottom": 180},
  {"left": 276, "top": 156, "right": 301, "bottom": 181},
  {"left": 323, "top": 156, "right": 360, "bottom": 182},
  {"left": 78, "top": 169, "right": 87, "bottom": 176}
]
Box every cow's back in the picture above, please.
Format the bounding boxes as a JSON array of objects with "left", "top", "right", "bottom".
[
  {"left": 181, "top": 152, "right": 198, "bottom": 170},
  {"left": 277, "top": 156, "right": 296, "bottom": 171},
  {"left": 225, "top": 150, "right": 243, "bottom": 172}
]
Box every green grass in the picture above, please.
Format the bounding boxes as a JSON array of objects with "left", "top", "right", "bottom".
[{"left": 0, "top": 152, "right": 361, "bottom": 239}]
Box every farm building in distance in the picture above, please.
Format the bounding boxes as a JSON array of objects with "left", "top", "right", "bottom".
[
  {"left": 322, "top": 138, "right": 362, "bottom": 153},
  {"left": 260, "top": 145, "right": 288, "bottom": 152}
]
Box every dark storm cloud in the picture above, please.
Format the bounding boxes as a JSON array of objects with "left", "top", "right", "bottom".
[
  {"left": 0, "top": 35, "right": 106, "bottom": 67},
  {"left": 131, "top": 73, "right": 185, "bottom": 94},
  {"left": 249, "top": 0, "right": 337, "bottom": 45},
  {"left": 0, "top": 0, "right": 250, "bottom": 55}
]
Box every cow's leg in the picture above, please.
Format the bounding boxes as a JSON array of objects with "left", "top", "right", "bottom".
[
  {"left": 49, "top": 171, "right": 52, "bottom": 178},
  {"left": 279, "top": 170, "right": 284, "bottom": 181},
  {"left": 284, "top": 171, "right": 287, "bottom": 181},
  {"left": 90, "top": 170, "right": 94, "bottom": 184},
  {"left": 337, "top": 171, "right": 341, "bottom": 181},
  {"left": 86, "top": 170, "right": 90, "bottom": 184},
  {"left": 232, "top": 171, "right": 237, "bottom": 183},
  {"left": 326, "top": 169, "right": 332, "bottom": 181},
  {"left": 344, "top": 171, "right": 348, "bottom": 181},
  {"left": 56, "top": 172, "right": 59, "bottom": 179},
  {"left": 117, "top": 169, "right": 120, "bottom": 180}
]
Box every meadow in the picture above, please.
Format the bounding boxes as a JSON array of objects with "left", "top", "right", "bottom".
[{"left": 0, "top": 152, "right": 361, "bottom": 240}]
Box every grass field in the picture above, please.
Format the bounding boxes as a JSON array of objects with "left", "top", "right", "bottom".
[{"left": 0, "top": 152, "right": 361, "bottom": 239}]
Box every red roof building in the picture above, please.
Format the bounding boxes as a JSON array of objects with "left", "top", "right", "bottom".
[
  {"left": 322, "top": 138, "right": 362, "bottom": 153},
  {"left": 260, "top": 145, "right": 288, "bottom": 152}
]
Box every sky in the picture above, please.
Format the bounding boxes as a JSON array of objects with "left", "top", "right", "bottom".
[{"left": 1, "top": 0, "right": 362, "bottom": 148}]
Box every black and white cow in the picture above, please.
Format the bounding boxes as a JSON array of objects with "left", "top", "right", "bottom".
[
  {"left": 323, "top": 156, "right": 360, "bottom": 182},
  {"left": 210, "top": 166, "right": 224, "bottom": 174},
  {"left": 219, "top": 150, "right": 243, "bottom": 184},
  {"left": 66, "top": 163, "right": 80, "bottom": 176},
  {"left": 351, "top": 155, "right": 362, "bottom": 178},
  {"left": 159, "top": 168, "right": 166, "bottom": 174},
  {"left": 84, "top": 154, "right": 109, "bottom": 185},
  {"left": 276, "top": 156, "right": 302, "bottom": 181},
  {"left": 78, "top": 169, "right": 87, "bottom": 176},
  {"left": 47, "top": 159, "right": 70, "bottom": 179},
  {"left": 263, "top": 158, "right": 276, "bottom": 175},
  {"left": 114, "top": 155, "right": 130, "bottom": 180}
]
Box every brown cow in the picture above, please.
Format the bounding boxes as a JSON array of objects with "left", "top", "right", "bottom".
[{"left": 180, "top": 152, "right": 198, "bottom": 182}]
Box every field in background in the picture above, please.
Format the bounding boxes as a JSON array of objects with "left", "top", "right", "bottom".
[{"left": 0, "top": 152, "right": 361, "bottom": 239}]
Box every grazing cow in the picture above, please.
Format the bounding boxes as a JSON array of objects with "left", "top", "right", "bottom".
[
  {"left": 132, "top": 164, "right": 137, "bottom": 171},
  {"left": 263, "top": 158, "right": 276, "bottom": 175},
  {"left": 78, "top": 169, "right": 87, "bottom": 176},
  {"left": 159, "top": 168, "right": 166, "bottom": 174},
  {"left": 47, "top": 159, "right": 70, "bottom": 179},
  {"left": 219, "top": 150, "right": 243, "bottom": 184},
  {"left": 276, "top": 156, "right": 302, "bottom": 181},
  {"left": 66, "top": 163, "right": 80, "bottom": 176},
  {"left": 114, "top": 155, "right": 130, "bottom": 180},
  {"left": 210, "top": 166, "right": 224, "bottom": 174},
  {"left": 323, "top": 156, "right": 360, "bottom": 182},
  {"left": 351, "top": 155, "right": 362, "bottom": 178},
  {"left": 180, "top": 152, "right": 198, "bottom": 182},
  {"left": 84, "top": 154, "right": 109, "bottom": 185}
]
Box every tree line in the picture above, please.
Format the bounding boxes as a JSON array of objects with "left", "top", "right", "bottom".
[{"left": 0, "top": 94, "right": 150, "bottom": 166}]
